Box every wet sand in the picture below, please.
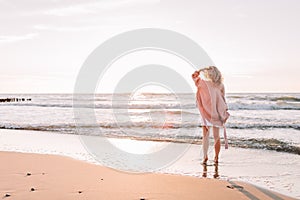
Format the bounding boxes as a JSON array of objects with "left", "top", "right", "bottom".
[{"left": 0, "top": 151, "right": 294, "bottom": 200}]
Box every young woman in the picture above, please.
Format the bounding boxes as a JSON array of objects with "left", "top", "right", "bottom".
[{"left": 192, "top": 66, "right": 230, "bottom": 165}]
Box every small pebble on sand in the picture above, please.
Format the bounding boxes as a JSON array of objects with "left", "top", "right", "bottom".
[{"left": 4, "top": 193, "right": 11, "bottom": 197}]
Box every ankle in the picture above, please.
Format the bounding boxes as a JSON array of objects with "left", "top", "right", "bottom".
[
  {"left": 203, "top": 156, "right": 208, "bottom": 163},
  {"left": 214, "top": 156, "right": 219, "bottom": 163}
]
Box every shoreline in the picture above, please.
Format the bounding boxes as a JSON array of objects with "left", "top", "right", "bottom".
[
  {"left": 0, "top": 129, "right": 299, "bottom": 198},
  {"left": 0, "top": 151, "right": 294, "bottom": 200},
  {"left": 1, "top": 127, "right": 299, "bottom": 155}
]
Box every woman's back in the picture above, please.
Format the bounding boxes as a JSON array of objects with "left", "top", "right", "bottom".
[{"left": 195, "top": 78, "right": 228, "bottom": 126}]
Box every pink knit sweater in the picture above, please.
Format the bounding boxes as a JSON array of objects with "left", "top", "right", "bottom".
[{"left": 192, "top": 76, "right": 230, "bottom": 127}]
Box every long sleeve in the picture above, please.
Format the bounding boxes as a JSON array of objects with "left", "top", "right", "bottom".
[{"left": 192, "top": 72, "right": 201, "bottom": 88}]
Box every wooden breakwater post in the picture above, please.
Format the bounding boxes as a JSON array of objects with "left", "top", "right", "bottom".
[{"left": 0, "top": 98, "right": 31, "bottom": 103}]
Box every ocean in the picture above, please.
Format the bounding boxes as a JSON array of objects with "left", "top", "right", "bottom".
[{"left": 0, "top": 93, "right": 299, "bottom": 154}]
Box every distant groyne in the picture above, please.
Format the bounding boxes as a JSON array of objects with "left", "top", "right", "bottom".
[{"left": 0, "top": 98, "right": 31, "bottom": 103}]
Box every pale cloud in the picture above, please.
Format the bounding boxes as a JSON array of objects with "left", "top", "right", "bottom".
[
  {"left": 33, "top": 24, "right": 120, "bottom": 32},
  {"left": 223, "top": 58, "right": 269, "bottom": 63},
  {"left": 33, "top": 24, "right": 115, "bottom": 32},
  {"left": 43, "top": 5, "right": 96, "bottom": 17},
  {"left": 235, "top": 13, "right": 248, "bottom": 18},
  {"left": 43, "top": 0, "right": 160, "bottom": 17},
  {"left": 230, "top": 74, "right": 253, "bottom": 79},
  {"left": 0, "top": 0, "right": 159, "bottom": 18},
  {"left": 0, "top": 33, "right": 38, "bottom": 43}
]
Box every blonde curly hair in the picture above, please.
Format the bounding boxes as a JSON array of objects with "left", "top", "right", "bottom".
[{"left": 201, "top": 66, "right": 223, "bottom": 86}]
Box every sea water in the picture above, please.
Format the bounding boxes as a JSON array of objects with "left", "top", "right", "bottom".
[{"left": 0, "top": 93, "right": 299, "bottom": 152}]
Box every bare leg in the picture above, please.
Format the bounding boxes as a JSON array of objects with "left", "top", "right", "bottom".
[
  {"left": 202, "top": 126, "right": 209, "bottom": 164},
  {"left": 213, "top": 126, "right": 220, "bottom": 163}
]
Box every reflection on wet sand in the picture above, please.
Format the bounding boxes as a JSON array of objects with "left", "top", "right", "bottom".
[
  {"left": 202, "top": 164, "right": 207, "bottom": 177},
  {"left": 214, "top": 164, "right": 219, "bottom": 178},
  {"left": 202, "top": 163, "right": 219, "bottom": 179}
]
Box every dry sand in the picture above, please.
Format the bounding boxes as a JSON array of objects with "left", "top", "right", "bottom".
[{"left": 0, "top": 151, "right": 294, "bottom": 200}]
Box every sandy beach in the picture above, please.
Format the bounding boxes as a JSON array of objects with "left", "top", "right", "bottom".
[{"left": 0, "top": 151, "right": 295, "bottom": 200}]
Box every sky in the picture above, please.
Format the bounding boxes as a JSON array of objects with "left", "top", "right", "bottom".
[{"left": 0, "top": 0, "right": 299, "bottom": 93}]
